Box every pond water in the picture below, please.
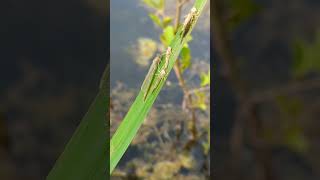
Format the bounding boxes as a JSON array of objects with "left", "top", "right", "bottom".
[{"left": 110, "top": 0, "right": 210, "bottom": 93}]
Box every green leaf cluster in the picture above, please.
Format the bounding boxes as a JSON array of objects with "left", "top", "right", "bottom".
[
  {"left": 200, "top": 70, "right": 210, "bottom": 87},
  {"left": 193, "top": 90, "right": 207, "bottom": 111},
  {"left": 142, "top": 0, "right": 164, "bottom": 10},
  {"left": 149, "top": 14, "right": 173, "bottom": 29}
]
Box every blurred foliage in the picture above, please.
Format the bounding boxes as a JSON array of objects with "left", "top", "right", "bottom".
[
  {"left": 142, "top": 0, "right": 165, "bottom": 11},
  {"left": 225, "top": 0, "right": 261, "bottom": 31},
  {"left": 200, "top": 70, "right": 210, "bottom": 87},
  {"left": 293, "top": 31, "right": 320, "bottom": 78},
  {"left": 275, "top": 95, "right": 308, "bottom": 153},
  {"left": 149, "top": 14, "right": 173, "bottom": 29},
  {"left": 193, "top": 90, "right": 208, "bottom": 111},
  {"left": 180, "top": 47, "right": 192, "bottom": 73},
  {"left": 160, "top": 26, "right": 175, "bottom": 47},
  {"left": 212, "top": 0, "right": 320, "bottom": 179}
]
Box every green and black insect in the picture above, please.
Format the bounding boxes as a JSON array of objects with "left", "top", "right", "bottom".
[
  {"left": 140, "top": 47, "right": 172, "bottom": 102},
  {"left": 181, "top": 7, "right": 199, "bottom": 39}
]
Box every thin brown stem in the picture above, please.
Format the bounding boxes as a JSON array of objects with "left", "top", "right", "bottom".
[
  {"left": 173, "top": 61, "right": 198, "bottom": 140},
  {"left": 172, "top": 0, "right": 198, "bottom": 143},
  {"left": 174, "top": 0, "right": 182, "bottom": 32}
]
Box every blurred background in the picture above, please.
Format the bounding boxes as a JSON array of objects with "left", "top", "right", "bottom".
[
  {"left": 110, "top": 0, "right": 210, "bottom": 179},
  {"left": 212, "top": 0, "right": 320, "bottom": 180},
  {"left": 0, "top": 0, "right": 108, "bottom": 179}
]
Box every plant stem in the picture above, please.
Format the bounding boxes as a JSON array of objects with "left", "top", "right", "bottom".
[{"left": 172, "top": 0, "right": 198, "bottom": 143}]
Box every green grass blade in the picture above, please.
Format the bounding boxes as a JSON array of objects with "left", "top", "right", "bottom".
[
  {"left": 47, "top": 64, "right": 109, "bottom": 180},
  {"left": 110, "top": 0, "right": 207, "bottom": 174}
]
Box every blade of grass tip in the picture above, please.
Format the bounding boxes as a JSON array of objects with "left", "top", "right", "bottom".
[
  {"left": 47, "top": 64, "right": 109, "bottom": 180},
  {"left": 110, "top": 0, "right": 207, "bottom": 174}
]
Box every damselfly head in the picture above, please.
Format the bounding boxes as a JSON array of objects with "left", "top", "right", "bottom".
[
  {"left": 191, "top": 7, "right": 197, "bottom": 13},
  {"left": 166, "top": 47, "right": 172, "bottom": 55},
  {"left": 154, "top": 55, "right": 161, "bottom": 62}
]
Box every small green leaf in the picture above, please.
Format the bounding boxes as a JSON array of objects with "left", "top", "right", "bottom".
[
  {"left": 292, "top": 31, "right": 320, "bottom": 77},
  {"left": 142, "top": 0, "right": 155, "bottom": 9},
  {"left": 200, "top": 70, "right": 210, "bottom": 87},
  {"left": 157, "top": 0, "right": 165, "bottom": 10},
  {"left": 160, "top": 26, "right": 175, "bottom": 46},
  {"left": 162, "top": 17, "right": 172, "bottom": 28},
  {"left": 149, "top": 14, "right": 162, "bottom": 28},
  {"left": 193, "top": 91, "right": 207, "bottom": 111},
  {"left": 142, "top": 0, "right": 164, "bottom": 10},
  {"left": 180, "top": 47, "right": 191, "bottom": 73}
]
